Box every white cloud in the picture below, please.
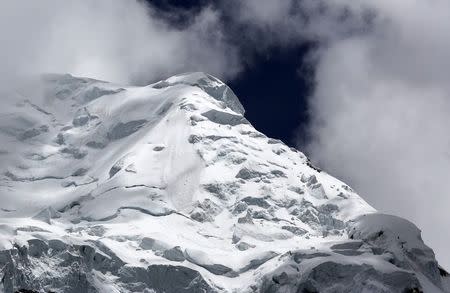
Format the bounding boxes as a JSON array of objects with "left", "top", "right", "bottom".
[
  {"left": 0, "top": 0, "right": 239, "bottom": 86},
  {"left": 306, "top": 0, "right": 450, "bottom": 269}
]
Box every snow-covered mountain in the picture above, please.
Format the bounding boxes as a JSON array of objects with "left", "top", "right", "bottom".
[{"left": 0, "top": 72, "right": 448, "bottom": 292}]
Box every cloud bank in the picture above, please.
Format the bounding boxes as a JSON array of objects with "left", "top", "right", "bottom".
[
  {"left": 0, "top": 0, "right": 239, "bottom": 86},
  {"left": 306, "top": 0, "right": 450, "bottom": 269}
]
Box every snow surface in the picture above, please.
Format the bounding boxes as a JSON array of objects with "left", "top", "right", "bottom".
[{"left": 0, "top": 72, "right": 447, "bottom": 292}]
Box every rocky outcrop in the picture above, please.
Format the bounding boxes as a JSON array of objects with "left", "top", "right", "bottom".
[{"left": 260, "top": 214, "right": 445, "bottom": 292}]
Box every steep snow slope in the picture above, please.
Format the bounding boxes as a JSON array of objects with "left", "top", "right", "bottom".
[{"left": 0, "top": 73, "right": 447, "bottom": 292}]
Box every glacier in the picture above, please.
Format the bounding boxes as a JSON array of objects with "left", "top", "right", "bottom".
[{"left": 0, "top": 72, "right": 448, "bottom": 292}]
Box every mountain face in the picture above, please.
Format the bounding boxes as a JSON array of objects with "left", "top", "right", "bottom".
[{"left": 0, "top": 72, "right": 448, "bottom": 293}]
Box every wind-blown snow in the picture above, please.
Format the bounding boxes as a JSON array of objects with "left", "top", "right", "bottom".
[{"left": 0, "top": 73, "right": 447, "bottom": 292}]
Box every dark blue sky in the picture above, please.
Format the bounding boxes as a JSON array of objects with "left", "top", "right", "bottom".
[
  {"left": 228, "top": 46, "right": 313, "bottom": 147},
  {"left": 146, "top": 0, "right": 314, "bottom": 147}
]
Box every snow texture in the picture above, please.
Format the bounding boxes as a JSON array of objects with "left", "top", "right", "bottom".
[{"left": 0, "top": 72, "right": 447, "bottom": 292}]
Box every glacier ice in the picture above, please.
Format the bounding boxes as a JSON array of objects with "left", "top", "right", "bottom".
[{"left": 0, "top": 72, "right": 448, "bottom": 292}]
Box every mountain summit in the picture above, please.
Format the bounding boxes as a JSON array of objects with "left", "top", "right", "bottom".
[{"left": 0, "top": 73, "right": 448, "bottom": 292}]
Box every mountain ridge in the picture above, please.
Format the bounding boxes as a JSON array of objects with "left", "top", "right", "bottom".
[{"left": 0, "top": 72, "right": 448, "bottom": 292}]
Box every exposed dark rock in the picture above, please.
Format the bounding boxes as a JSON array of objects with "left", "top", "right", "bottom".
[
  {"left": 267, "top": 138, "right": 282, "bottom": 145},
  {"left": 81, "top": 87, "right": 123, "bottom": 103},
  {"left": 85, "top": 141, "right": 106, "bottom": 149},
  {"left": 107, "top": 120, "right": 147, "bottom": 140},
  {"left": 190, "top": 199, "right": 221, "bottom": 223},
  {"left": 306, "top": 159, "right": 322, "bottom": 173},
  {"left": 252, "top": 210, "right": 272, "bottom": 221},
  {"left": 261, "top": 257, "right": 422, "bottom": 293},
  {"left": 109, "top": 165, "right": 121, "bottom": 179},
  {"left": 48, "top": 239, "right": 67, "bottom": 252},
  {"left": 439, "top": 266, "right": 449, "bottom": 277},
  {"left": 236, "top": 242, "right": 255, "bottom": 251},
  {"left": 72, "top": 168, "right": 88, "bottom": 177},
  {"left": 18, "top": 128, "right": 42, "bottom": 141},
  {"left": 235, "top": 168, "right": 265, "bottom": 180},
  {"left": 153, "top": 146, "right": 165, "bottom": 151},
  {"left": 184, "top": 250, "right": 235, "bottom": 277},
  {"left": 292, "top": 252, "right": 331, "bottom": 263},
  {"left": 72, "top": 115, "right": 90, "bottom": 127},
  {"left": 238, "top": 252, "right": 278, "bottom": 273},
  {"left": 201, "top": 109, "right": 248, "bottom": 126},
  {"left": 188, "top": 134, "right": 202, "bottom": 144},
  {"left": 163, "top": 246, "right": 185, "bottom": 262},
  {"left": 203, "top": 182, "right": 239, "bottom": 200},
  {"left": 118, "top": 265, "right": 215, "bottom": 292},
  {"left": 330, "top": 241, "right": 363, "bottom": 250},
  {"left": 238, "top": 210, "right": 254, "bottom": 224},
  {"left": 139, "top": 237, "right": 168, "bottom": 252},
  {"left": 241, "top": 196, "right": 270, "bottom": 209},
  {"left": 55, "top": 133, "right": 65, "bottom": 145},
  {"left": 281, "top": 226, "right": 307, "bottom": 236},
  {"left": 27, "top": 239, "right": 48, "bottom": 258},
  {"left": 232, "top": 202, "right": 248, "bottom": 215},
  {"left": 60, "top": 147, "right": 87, "bottom": 159}
]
